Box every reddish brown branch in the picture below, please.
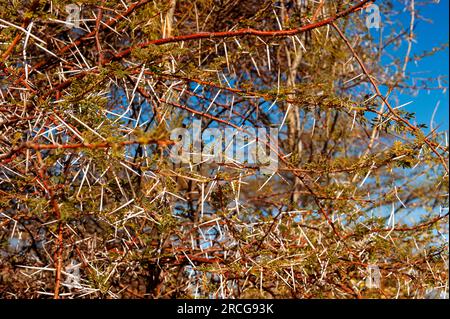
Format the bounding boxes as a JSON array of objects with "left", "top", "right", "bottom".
[
  {"left": 0, "top": 0, "right": 40, "bottom": 62},
  {"left": 34, "top": 151, "right": 64, "bottom": 299},
  {"left": 95, "top": 1, "right": 106, "bottom": 66},
  {"left": 37, "top": 1, "right": 372, "bottom": 104},
  {"left": 113, "top": 0, "right": 373, "bottom": 60},
  {"left": 0, "top": 139, "right": 174, "bottom": 163}
]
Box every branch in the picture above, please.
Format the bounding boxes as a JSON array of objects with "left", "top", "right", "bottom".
[
  {"left": 39, "top": 1, "right": 372, "bottom": 103},
  {"left": 113, "top": 0, "right": 374, "bottom": 60},
  {"left": 331, "top": 22, "right": 449, "bottom": 174},
  {"left": 0, "top": 139, "right": 174, "bottom": 163}
]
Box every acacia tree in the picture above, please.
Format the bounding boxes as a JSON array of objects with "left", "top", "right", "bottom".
[{"left": 0, "top": 0, "right": 448, "bottom": 299}]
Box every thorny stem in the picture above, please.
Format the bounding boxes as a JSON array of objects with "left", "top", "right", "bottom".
[{"left": 331, "top": 22, "right": 449, "bottom": 174}]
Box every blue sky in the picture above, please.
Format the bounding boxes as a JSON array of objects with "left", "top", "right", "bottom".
[
  {"left": 393, "top": 0, "right": 449, "bottom": 131},
  {"left": 365, "top": 1, "right": 449, "bottom": 225}
]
